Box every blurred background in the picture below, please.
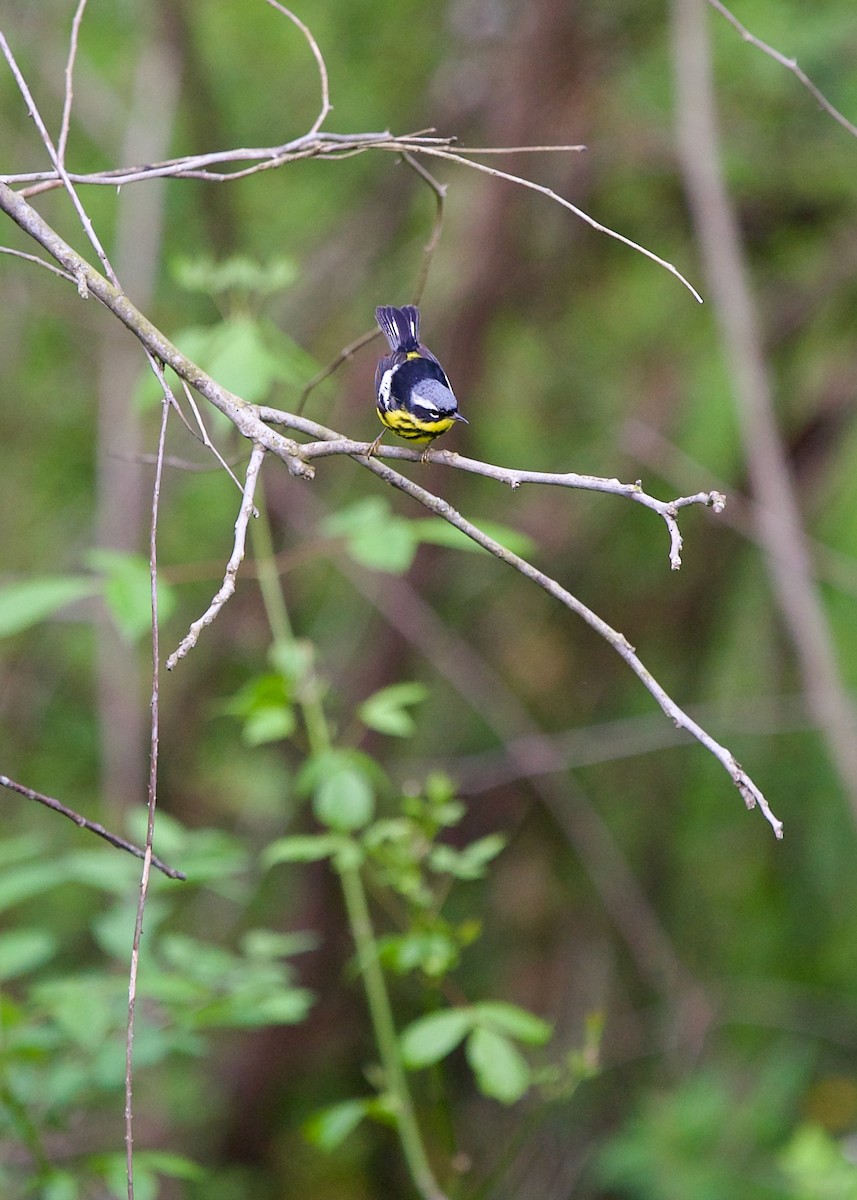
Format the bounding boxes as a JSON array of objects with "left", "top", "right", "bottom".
[{"left": 2, "top": 0, "right": 857, "bottom": 1196}]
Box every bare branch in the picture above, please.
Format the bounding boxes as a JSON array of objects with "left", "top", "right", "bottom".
[
  {"left": 0, "top": 774, "right": 185, "bottom": 879},
  {"left": 0, "top": 32, "right": 118, "bottom": 285},
  {"left": 177, "top": 378, "right": 253, "bottom": 498},
  {"left": 349, "top": 451, "right": 781, "bottom": 835},
  {"left": 413, "top": 144, "right": 704, "bottom": 304},
  {"left": 402, "top": 151, "right": 447, "bottom": 307},
  {"left": 58, "top": 0, "right": 89, "bottom": 165},
  {"left": 0, "top": 244, "right": 75, "bottom": 282},
  {"left": 0, "top": 157, "right": 777, "bottom": 833},
  {"left": 262, "top": 0, "right": 331, "bottom": 135},
  {"left": 706, "top": 0, "right": 857, "bottom": 141},
  {"left": 259, "top": 413, "right": 724, "bottom": 570},
  {"left": 166, "top": 444, "right": 266, "bottom": 669},
  {"left": 125, "top": 378, "right": 172, "bottom": 1200}
]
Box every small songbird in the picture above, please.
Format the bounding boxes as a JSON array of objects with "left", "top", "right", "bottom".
[{"left": 370, "top": 304, "right": 467, "bottom": 461}]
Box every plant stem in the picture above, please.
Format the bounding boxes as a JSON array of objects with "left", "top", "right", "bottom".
[
  {"left": 251, "top": 483, "right": 445, "bottom": 1198},
  {"left": 337, "top": 851, "right": 449, "bottom": 1200},
  {"left": 251, "top": 485, "right": 331, "bottom": 756}
]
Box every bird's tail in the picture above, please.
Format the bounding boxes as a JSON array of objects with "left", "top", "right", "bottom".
[{"left": 376, "top": 305, "right": 420, "bottom": 352}]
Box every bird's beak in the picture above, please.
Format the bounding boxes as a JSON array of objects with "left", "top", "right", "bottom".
[{"left": 453, "top": 412, "right": 468, "bottom": 424}]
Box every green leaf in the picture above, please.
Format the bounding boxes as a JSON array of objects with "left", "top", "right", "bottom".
[
  {"left": 0, "top": 861, "right": 78, "bottom": 912},
  {"left": 780, "top": 1123, "right": 857, "bottom": 1196},
  {"left": 0, "top": 928, "right": 58, "bottom": 980},
  {"left": 323, "top": 497, "right": 417, "bottom": 573},
  {"left": 240, "top": 928, "right": 317, "bottom": 959},
  {"left": 400, "top": 1008, "right": 473, "bottom": 1068},
  {"left": 262, "top": 834, "right": 343, "bottom": 866},
  {"left": 85, "top": 550, "right": 176, "bottom": 642},
  {"left": 412, "top": 517, "right": 536, "bottom": 558},
  {"left": 465, "top": 1027, "right": 532, "bottom": 1103},
  {"left": 377, "top": 931, "right": 461, "bottom": 978},
  {"left": 41, "top": 1170, "right": 79, "bottom": 1200},
  {"left": 0, "top": 576, "right": 99, "bottom": 637},
  {"left": 303, "top": 1098, "right": 370, "bottom": 1151},
  {"left": 357, "top": 681, "right": 428, "bottom": 737},
  {"left": 472, "top": 1001, "right": 553, "bottom": 1046},
  {"left": 173, "top": 253, "right": 297, "bottom": 298},
  {"left": 429, "top": 833, "right": 507, "bottom": 880},
  {"left": 297, "top": 749, "right": 378, "bottom": 831},
  {"left": 314, "top": 764, "right": 375, "bottom": 832}
]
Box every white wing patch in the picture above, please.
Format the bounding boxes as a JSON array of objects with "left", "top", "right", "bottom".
[{"left": 378, "top": 367, "right": 394, "bottom": 410}]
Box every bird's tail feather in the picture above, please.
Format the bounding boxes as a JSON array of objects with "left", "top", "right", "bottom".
[{"left": 376, "top": 305, "right": 420, "bottom": 352}]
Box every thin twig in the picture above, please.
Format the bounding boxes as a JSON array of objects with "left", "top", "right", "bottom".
[
  {"left": 296, "top": 327, "right": 380, "bottom": 415},
  {"left": 0, "top": 774, "right": 185, "bottom": 879},
  {"left": 259, "top": 413, "right": 724, "bottom": 571},
  {"left": 296, "top": 152, "right": 448, "bottom": 415},
  {"left": 125, "top": 372, "right": 171, "bottom": 1200},
  {"left": 412, "top": 144, "right": 704, "bottom": 304},
  {"left": 0, "top": 244, "right": 75, "bottom": 282},
  {"left": 402, "top": 151, "right": 447, "bottom": 307},
  {"left": 706, "top": 0, "right": 857, "bottom": 141},
  {"left": 166, "top": 443, "right": 266, "bottom": 669},
  {"left": 58, "top": 0, "right": 89, "bottom": 165},
  {"left": 178, "top": 378, "right": 252, "bottom": 497},
  {"left": 0, "top": 33, "right": 118, "bottom": 286},
  {"left": 262, "top": 0, "right": 331, "bottom": 136},
  {"left": 624, "top": 416, "right": 857, "bottom": 601},
  {"left": 357, "top": 455, "right": 782, "bottom": 835}
]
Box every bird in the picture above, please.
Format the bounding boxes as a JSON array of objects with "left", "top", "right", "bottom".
[{"left": 369, "top": 304, "right": 467, "bottom": 462}]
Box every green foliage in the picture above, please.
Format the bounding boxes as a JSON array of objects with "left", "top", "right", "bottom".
[
  {"left": 85, "top": 550, "right": 176, "bottom": 641},
  {"left": 596, "top": 1055, "right": 812, "bottom": 1200},
  {"left": 0, "top": 819, "right": 311, "bottom": 1198},
  {"left": 400, "top": 1000, "right": 552, "bottom": 1104},
  {"left": 322, "top": 497, "right": 536, "bottom": 574},
  {"left": 0, "top": 577, "right": 100, "bottom": 637},
  {"left": 0, "top": 554, "right": 175, "bottom": 644},
  {"left": 220, "top": 671, "right": 297, "bottom": 745},
  {"left": 173, "top": 254, "right": 298, "bottom": 300},
  {"left": 780, "top": 1124, "right": 857, "bottom": 1199},
  {"left": 5, "top": 0, "right": 857, "bottom": 1195},
  {"left": 357, "top": 681, "right": 429, "bottom": 737}
]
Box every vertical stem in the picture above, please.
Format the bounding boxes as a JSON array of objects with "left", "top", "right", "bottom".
[
  {"left": 337, "top": 853, "right": 449, "bottom": 1200},
  {"left": 250, "top": 485, "right": 331, "bottom": 756},
  {"left": 250, "top": 486, "right": 446, "bottom": 1199}
]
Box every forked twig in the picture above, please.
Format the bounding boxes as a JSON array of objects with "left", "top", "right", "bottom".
[
  {"left": 0, "top": 32, "right": 118, "bottom": 286},
  {"left": 259, "top": 412, "right": 725, "bottom": 571}
]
